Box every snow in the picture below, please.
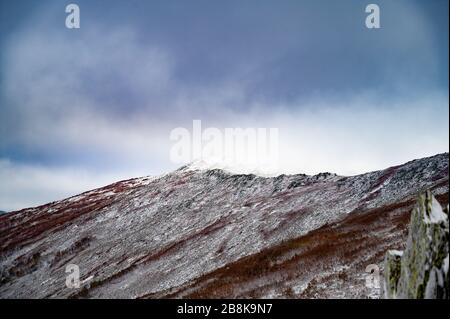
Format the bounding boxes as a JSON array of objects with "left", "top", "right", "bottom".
[
  {"left": 369, "top": 179, "right": 390, "bottom": 194},
  {"left": 388, "top": 250, "right": 404, "bottom": 257},
  {"left": 443, "top": 254, "right": 449, "bottom": 274},
  {"left": 182, "top": 158, "right": 282, "bottom": 177},
  {"left": 424, "top": 196, "right": 448, "bottom": 224},
  {"left": 0, "top": 152, "right": 448, "bottom": 299}
]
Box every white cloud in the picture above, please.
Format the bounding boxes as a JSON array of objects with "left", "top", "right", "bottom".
[
  {"left": 0, "top": 159, "right": 151, "bottom": 211},
  {"left": 200, "top": 89, "right": 449, "bottom": 176}
]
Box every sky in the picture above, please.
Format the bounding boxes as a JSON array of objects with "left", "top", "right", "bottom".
[{"left": 0, "top": 0, "right": 448, "bottom": 211}]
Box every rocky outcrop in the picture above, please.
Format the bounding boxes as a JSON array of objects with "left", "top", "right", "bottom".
[{"left": 383, "top": 191, "right": 449, "bottom": 299}]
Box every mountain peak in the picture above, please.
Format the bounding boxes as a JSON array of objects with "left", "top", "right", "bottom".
[{"left": 177, "top": 158, "right": 281, "bottom": 177}]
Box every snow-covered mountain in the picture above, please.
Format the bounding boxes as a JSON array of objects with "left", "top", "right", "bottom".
[{"left": 0, "top": 153, "right": 448, "bottom": 298}]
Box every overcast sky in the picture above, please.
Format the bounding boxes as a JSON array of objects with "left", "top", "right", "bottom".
[{"left": 0, "top": 0, "right": 448, "bottom": 211}]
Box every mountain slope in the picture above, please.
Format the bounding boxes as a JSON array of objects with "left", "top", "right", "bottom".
[{"left": 0, "top": 153, "right": 448, "bottom": 298}]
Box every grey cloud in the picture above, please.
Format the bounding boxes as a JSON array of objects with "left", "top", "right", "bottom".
[{"left": 0, "top": 0, "right": 448, "bottom": 210}]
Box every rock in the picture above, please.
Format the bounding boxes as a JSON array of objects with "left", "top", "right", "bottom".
[
  {"left": 383, "top": 191, "right": 449, "bottom": 299},
  {"left": 383, "top": 250, "right": 403, "bottom": 298}
]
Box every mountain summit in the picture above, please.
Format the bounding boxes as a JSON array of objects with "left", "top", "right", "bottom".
[{"left": 0, "top": 153, "right": 448, "bottom": 298}]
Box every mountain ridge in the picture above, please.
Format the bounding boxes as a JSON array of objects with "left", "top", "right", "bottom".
[
  {"left": 9, "top": 152, "right": 448, "bottom": 215},
  {"left": 0, "top": 152, "right": 448, "bottom": 298}
]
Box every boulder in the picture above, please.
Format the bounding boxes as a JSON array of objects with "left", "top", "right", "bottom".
[{"left": 383, "top": 191, "right": 449, "bottom": 299}]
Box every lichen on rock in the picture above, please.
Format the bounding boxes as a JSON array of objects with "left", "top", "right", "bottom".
[
  {"left": 383, "top": 250, "right": 403, "bottom": 298},
  {"left": 383, "top": 191, "right": 449, "bottom": 299}
]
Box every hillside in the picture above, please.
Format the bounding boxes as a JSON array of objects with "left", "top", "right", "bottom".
[{"left": 0, "top": 153, "right": 448, "bottom": 298}]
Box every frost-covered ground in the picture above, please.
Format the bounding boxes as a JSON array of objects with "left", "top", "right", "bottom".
[{"left": 0, "top": 153, "right": 448, "bottom": 298}]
